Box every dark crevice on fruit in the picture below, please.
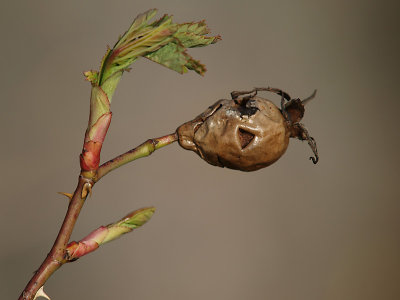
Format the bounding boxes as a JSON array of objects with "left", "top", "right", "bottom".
[
  {"left": 236, "top": 99, "right": 259, "bottom": 117},
  {"left": 208, "top": 103, "right": 223, "bottom": 116},
  {"left": 238, "top": 128, "right": 255, "bottom": 149},
  {"left": 193, "top": 122, "right": 202, "bottom": 133},
  {"left": 177, "top": 86, "right": 319, "bottom": 170}
]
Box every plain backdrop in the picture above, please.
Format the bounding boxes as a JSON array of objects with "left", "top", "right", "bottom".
[{"left": 1, "top": 1, "right": 399, "bottom": 300}]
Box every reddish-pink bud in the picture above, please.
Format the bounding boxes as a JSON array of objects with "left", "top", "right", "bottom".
[
  {"left": 66, "top": 226, "right": 108, "bottom": 260},
  {"left": 66, "top": 240, "right": 99, "bottom": 260},
  {"left": 80, "top": 141, "right": 102, "bottom": 171},
  {"left": 80, "top": 112, "right": 112, "bottom": 171},
  {"left": 87, "top": 112, "right": 112, "bottom": 143}
]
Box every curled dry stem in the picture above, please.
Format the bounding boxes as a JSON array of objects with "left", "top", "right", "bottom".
[
  {"left": 231, "top": 87, "right": 291, "bottom": 102},
  {"left": 301, "top": 89, "right": 317, "bottom": 105},
  {"left": 294, "top": 123, "right": 319, "bottom": 164}
]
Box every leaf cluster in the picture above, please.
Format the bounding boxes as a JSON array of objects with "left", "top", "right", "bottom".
[{"left": 84, "top": 9, "right": 221, "bottom": 101}]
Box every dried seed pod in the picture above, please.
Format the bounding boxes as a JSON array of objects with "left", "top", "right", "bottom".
[{"left": 177, "top": 87, "right": 318, "bottom": 171}]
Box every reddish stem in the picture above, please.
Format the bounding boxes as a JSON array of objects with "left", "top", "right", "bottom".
[
  {"left": 18, "top": 133, "right": 177, "bottom": 299},
  {"left": 18, "top": 176, "right": 93, "bottom": 300}
]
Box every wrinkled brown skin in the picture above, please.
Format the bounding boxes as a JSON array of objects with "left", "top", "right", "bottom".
[{"left": 177, "top": 96, "right": 291, "bottom": 171}]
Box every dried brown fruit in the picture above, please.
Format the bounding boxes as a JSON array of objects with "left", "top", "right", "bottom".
[{"left": 177, "top": 87, "right": 318, "bottom": 171}]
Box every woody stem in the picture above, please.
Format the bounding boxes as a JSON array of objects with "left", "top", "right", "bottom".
[
  {"left": 18, "top": 132, "right": 177, "bottom": 299},
  {"left": 18, "top": 176, "right": 92, "bottom": 300}
]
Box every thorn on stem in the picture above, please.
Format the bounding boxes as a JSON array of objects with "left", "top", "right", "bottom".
[
  {"left": 33, "top": 286, "right": 51, "bottom": 300},
  {"left": 58, "top": 192, "right": 73, "bottom": 202}
]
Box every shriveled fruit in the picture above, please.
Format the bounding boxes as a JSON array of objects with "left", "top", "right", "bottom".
[{"left": 177, "top": 87, "right": 318, "bottom": 171}]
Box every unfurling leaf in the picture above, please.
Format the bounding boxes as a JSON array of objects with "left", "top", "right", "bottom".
[
  {"left": 97, "top": 8, "right": 220, "bottom": 97},
  {"left": 144, "top": 20, "right": 220, "bottom": 75},
  {"left": 174, "top": 21, "right": 220, "bottom": 48},
  {"left": 80, "top": 9, "right": 220, "bottom": 173},
  {"left": 65, "top": 207, "right": 155, "bottom": 260},
  {"left": 102, "top": 207, "right": 155, "bottom": 244},
  {"left": 115, "top": 207, "right": 155, "bottom": 229},
  {"left": 145, "top": 42, "right": 188, "bottom": 74}
]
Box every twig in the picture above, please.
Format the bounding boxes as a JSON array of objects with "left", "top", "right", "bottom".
[
  {"left": 18, "top": 176, "right": 92, "bottom": 300},
  {"left": 17, "top": 8, "right": 219, "bottom": 299},
  {"left": 18, "top": 133, "right": 177, "bottom": 300},
  {"left": 95, "top": 132, "right": 178, "bottom": 182}
]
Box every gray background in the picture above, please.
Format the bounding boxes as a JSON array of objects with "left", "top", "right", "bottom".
[{"left": 1, "top": 0, "right": 399, "bottom": 299}]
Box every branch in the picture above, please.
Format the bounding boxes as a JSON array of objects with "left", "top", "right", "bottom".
[
  {"left": 18, "top": 8, "right": 219, "bottom": 299},
  {"left": 81, "top": 8, "right": 220, "bottom": 176},
  {"left": 95, "top": 132, "right": 178, "bottom": 182},
  {"left": 18, "top": 176, "right": 92, "bottom": 300},
  {"left": 19, "top": 133, "right": 176, "bottom": 299}
]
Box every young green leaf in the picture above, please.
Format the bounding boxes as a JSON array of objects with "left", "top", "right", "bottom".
[
  {"left": 80, "top": 9, "right": 220, "bottom": 172},
  {"left": 95, "top": 9, "right": 220, "bottom": 99}
]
